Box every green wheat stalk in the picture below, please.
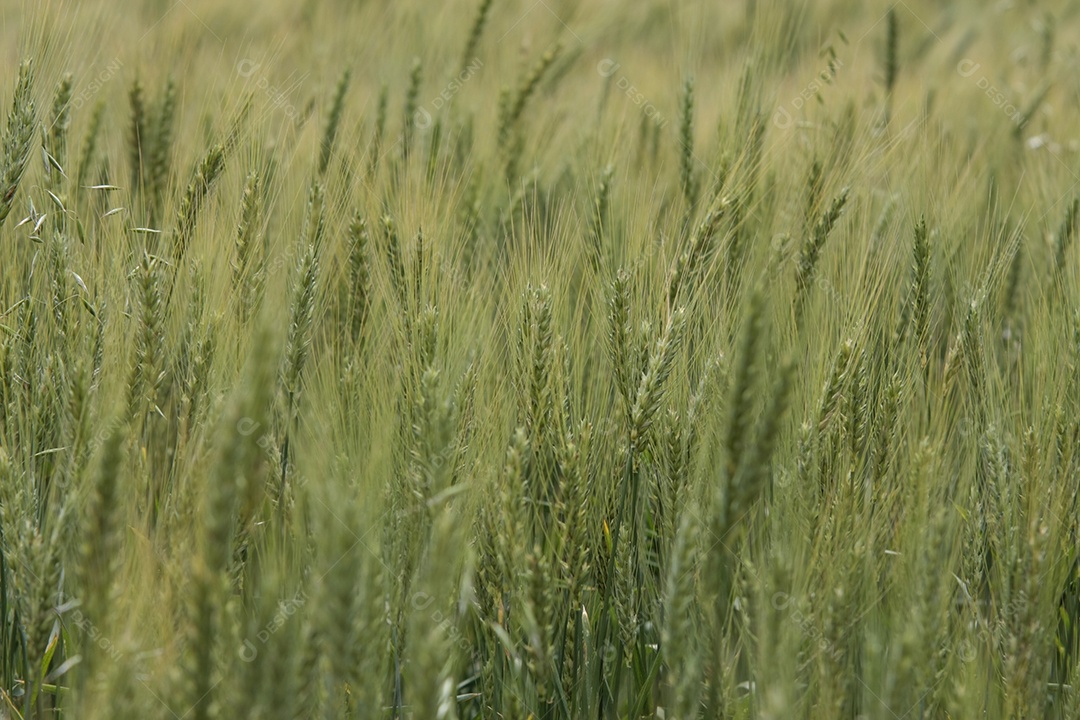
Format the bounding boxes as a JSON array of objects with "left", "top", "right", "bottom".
[{"left": 0, "top": 60, "right": 35, "bottom": 228}]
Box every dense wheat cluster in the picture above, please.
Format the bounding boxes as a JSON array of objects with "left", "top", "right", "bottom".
[{"left": 1, "top": 0, "right": 1080, "bottom": 717}]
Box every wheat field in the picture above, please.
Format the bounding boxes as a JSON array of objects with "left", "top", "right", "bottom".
[{"left": 0, "top": 0, "right": 1079, "bottom": 717}]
